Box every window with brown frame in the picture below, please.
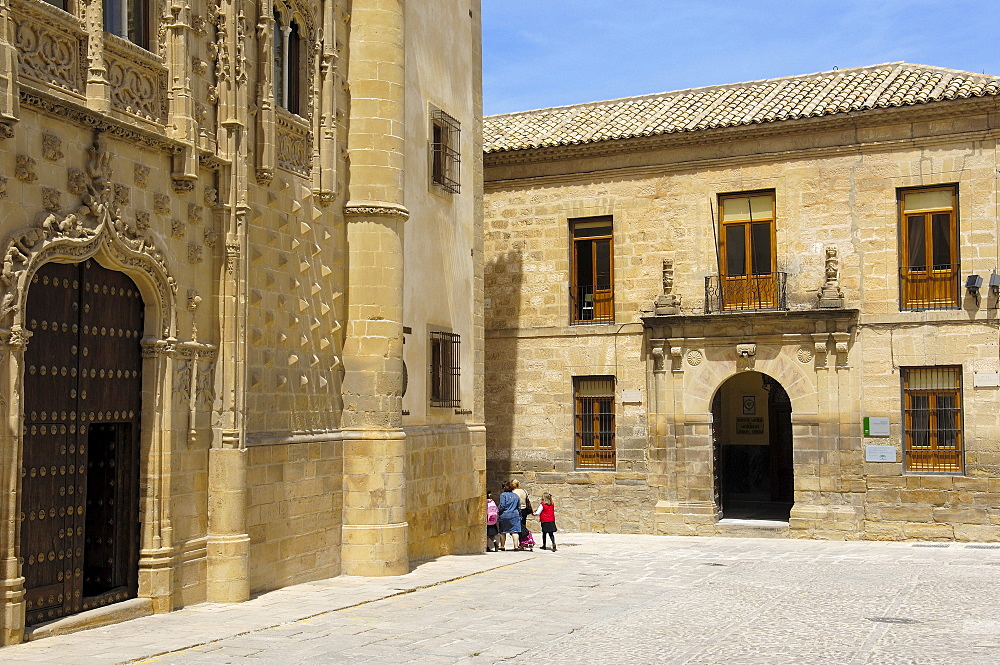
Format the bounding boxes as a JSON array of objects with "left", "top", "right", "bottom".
[
  {"left": 716, "top": 191, "right": 780, "bottom": 311},
  {"left": 574, "top": 376, "right": 615, "bottom": 469},
  {"left": 431, "top": 109, "right": 461, "bottom": 193},
  {"left": 899, "top": 186, "right": 959, "bottom": 310},
  {"left": 570, "top": 217, "right": 614, "bottom": 323},
  {"left": 429, "top": 331, "right": 460, "bottom": 408},
  {"left": 902, "top": 366, "right": 963, "bottom": 473}
]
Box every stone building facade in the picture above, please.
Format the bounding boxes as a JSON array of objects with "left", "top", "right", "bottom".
[
  {"left": 484, "top": 64, "right": 1000, "bottom": 542},
  {"left": 0, "top": 0, "right": 483, "bottom": 644}
]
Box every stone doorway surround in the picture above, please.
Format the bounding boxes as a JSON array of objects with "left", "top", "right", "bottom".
[
  {"left": 711, "top": 370, "right": 794, "bottom": 521},
  {"left": 0, "top": 137, "right": 183, "bottom": 645},
  {"left": 642, "top": 309, "right": 858, "bottom": 537}
]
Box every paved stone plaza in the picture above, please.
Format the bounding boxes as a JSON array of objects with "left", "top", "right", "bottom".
[{"left": 1, "top": 533, "right": 998, "bottom": 664}]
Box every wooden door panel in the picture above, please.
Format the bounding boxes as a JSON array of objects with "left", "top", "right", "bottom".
[
  {"left": 21, "top": 261, "right": 143, "bottom": 625},
  {"left": 22, "top": 263, "right": 85, "bottom": 625},
  {"left": 77, "top": 262, "right": 142, "bottom": 611}
]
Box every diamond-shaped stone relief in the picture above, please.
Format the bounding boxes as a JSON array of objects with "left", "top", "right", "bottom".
[{"left": 171, "top": 219, "right": 185, "bottom": 239}]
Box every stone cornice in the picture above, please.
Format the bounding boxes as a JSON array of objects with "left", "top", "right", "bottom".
[
  {"left": 343, "top": 202, "right": 410, "bottom": 221},
  {"left": 642, "top": 309, "right": 859, "bottom": 338},
  {"left": 19, "top": 84, "right": 185, "bottom": 155}
]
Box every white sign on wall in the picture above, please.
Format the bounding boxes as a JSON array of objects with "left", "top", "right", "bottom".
[
  {"left": 863, "top": 416, "right": 890, "bottom": 437},
  {"left": 865, "top": 445, "right": 897, "bottom": 463},
  {"left": 974, "top": 372, "right": 1000, "bottom": 388},
  {"left": 622, "top": 389, "right": 642, "bottom": 404}
]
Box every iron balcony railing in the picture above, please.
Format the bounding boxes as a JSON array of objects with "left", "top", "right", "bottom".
[
  {"left": 704, "top": 272, "right": 788, "bottom": 313},
  {"left": 570, "top": 284, "right": 614, "bottom": 323},
  {"left": 899, "top": 265, "right": 960, "bottom": 310}
]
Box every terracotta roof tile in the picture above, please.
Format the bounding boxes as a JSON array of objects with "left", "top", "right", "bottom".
[{"left": 484, "top": 63, "right": 1000, "bottom": 153}]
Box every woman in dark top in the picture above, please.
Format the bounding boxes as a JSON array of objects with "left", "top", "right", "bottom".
[{"left": 496, "top": 481, "right": 522, "bottom": 550}]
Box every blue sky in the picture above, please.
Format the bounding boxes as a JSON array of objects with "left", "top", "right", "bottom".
[{"left": 483, "top": 1, "right": 1000, "bottom": 116}]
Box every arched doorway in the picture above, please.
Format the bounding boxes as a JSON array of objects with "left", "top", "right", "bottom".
[
  {"left": 711, "top": 371, "right": 793, "bottom": 521},
  {"left": 20, "top": 260, "right": 143, "bottom": 626}
]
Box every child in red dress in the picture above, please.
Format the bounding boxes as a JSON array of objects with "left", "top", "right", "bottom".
[{"left": 533, "top": 492, "right": 558, "bottom": 551}]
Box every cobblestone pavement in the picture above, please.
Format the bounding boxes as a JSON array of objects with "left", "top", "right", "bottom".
[{"left": 2, "top": 534, "right": 999, "bottom": 664}]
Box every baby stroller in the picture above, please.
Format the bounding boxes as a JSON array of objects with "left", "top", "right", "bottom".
[{"left": 519, "top": 528, "right": 535, "bottom": 551}]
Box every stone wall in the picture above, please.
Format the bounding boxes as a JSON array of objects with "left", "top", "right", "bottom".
[
  {"left": 405, "top": 424, "right": 485, "bottom": 558},
  {"left": 246, "top": 439, "right": 343, "bottom": 593}
]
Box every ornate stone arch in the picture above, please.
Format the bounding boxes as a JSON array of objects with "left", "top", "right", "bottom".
[
  {"left": 0, "top": 135, "right": 181, "bottom": 642},
  {"left": 0, "top": 135, "right": 178, "bottom": 339}
]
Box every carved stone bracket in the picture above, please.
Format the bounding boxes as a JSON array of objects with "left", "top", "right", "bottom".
[
  {"left": 736, "top": 342, "right": 756, "bottom": 370},
  {"left": 832, "top": 332, "right": 850, "bottom": 367},
  {"left": 650, "top": 346, "right": 665, "bottom": 373},
  {"left": 668, "top": 337, "right": 685, "bottom": 372}
]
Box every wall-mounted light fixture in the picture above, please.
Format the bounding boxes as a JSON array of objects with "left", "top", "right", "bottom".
[
  {"left": 966, "top": 274, "right": 983, "bottom": 306},
  {"left": 989, "top": 272, "right": 1000, "bottom": 296}
]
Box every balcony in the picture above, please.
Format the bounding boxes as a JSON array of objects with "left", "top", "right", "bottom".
[
  {"left": 899, "top": 265, "right": 960, "bottom": 311},
  {"left": 705, "top": 272, "right": 787, "bottom": 313},
  {"left": 571, "top": 284, "right": 614, "bottom": 324}
]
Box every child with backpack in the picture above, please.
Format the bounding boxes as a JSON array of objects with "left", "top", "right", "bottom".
[
  {"left": 533, "top": 492, "right": 558, "bottom": 551},
  {"left": 486, "top": 491, "right": 499, "bottom": 552}
]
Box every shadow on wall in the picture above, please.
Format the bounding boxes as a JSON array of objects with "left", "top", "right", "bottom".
[{"left": 484, "top": 249, "right": 523, "bottom": 493}]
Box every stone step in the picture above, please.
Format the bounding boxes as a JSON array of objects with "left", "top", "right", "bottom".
[{"left": 715, "top": 519, "right": 790, "bottom": 539}]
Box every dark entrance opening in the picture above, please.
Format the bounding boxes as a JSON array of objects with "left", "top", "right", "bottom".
[
  {"left": 712, "top": 371, "right": 793, "bottom": 521},
  {"left": 20, "top": 260, "right": 143, "bottom": 626}
]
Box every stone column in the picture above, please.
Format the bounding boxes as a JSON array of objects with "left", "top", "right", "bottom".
[
  {"left": 206, "top": 446, "right": 249, "bottom": 601},
  {"left": 206, "top": 0, "right": 251, "bottom": 600},
  {"left": 0, "top": 328, "right": 27, "bottom": 644},
  {"left": 341, "top": 0, "right": 409, "bottom": 576}
]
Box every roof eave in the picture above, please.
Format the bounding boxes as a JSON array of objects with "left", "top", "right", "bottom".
[{"left": 484, "top": 96, "right": 1000, "bottom": 168}]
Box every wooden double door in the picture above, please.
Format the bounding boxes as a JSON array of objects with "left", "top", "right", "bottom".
[{"left": 20, "top": 261, "right": 143, "bottom": 626}]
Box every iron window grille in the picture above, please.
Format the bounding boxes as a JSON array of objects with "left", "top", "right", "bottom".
[
  {"left": 431, "top": 109, "right": 461, "bottom": 194},
  {"left": 704, "top": 272, "right": 788, "bottom": 313},
  {"left": 574, "top": 376, "right": 616, "bottom": 469},
  {"left": 429, "top": 331, "right": 460, "bottom": 408},
  {"left": 902, "top": 366, "right": 963, "bottom": 473}
]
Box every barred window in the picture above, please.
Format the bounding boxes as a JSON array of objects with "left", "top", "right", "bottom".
[
  {"left": 902, "top": 367, "right": 963, "bottom": 473},
  {"left": 429, "top": 331, "right": 460, "bottom": 408},
  {"left": 431, "top": 109, "right": 461, "bottom": 193},
  {"left": 574, "top": 377, "right": 615, "bottom": 470}
]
